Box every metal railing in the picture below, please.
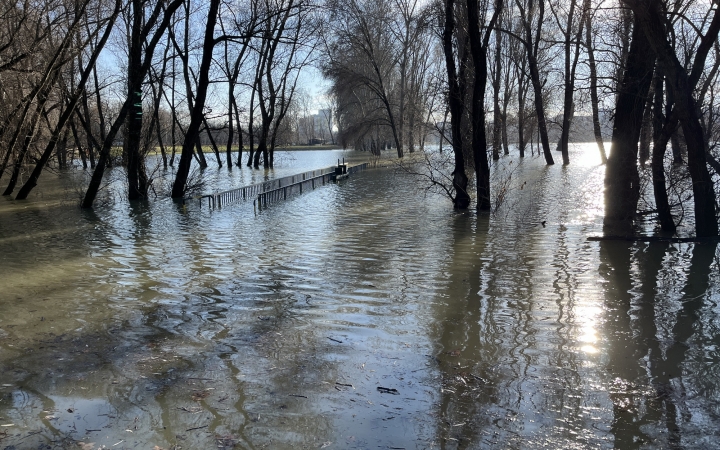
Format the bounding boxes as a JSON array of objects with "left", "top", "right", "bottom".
[
  {"left": 255, "top": 172, "right": 335, "bottom": 208},
  {"left": 186, "top": 163, "right": 368, "bottom": 209}
]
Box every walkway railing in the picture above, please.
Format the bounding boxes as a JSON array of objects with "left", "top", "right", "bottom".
[{"left": 187, "top": 163, "right": 368, "bottom": 209}]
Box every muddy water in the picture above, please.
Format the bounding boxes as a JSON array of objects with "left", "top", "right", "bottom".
[{"left": 1, "top": 147, "right": 719, "bottom": 449}]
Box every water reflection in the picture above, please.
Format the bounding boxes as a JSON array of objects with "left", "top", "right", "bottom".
[
  {"left": 600, "top": 240, "right": 719, "bottom": 448},
  {"left": 1, "top": 146, "right": 720, "bottom": 449}
]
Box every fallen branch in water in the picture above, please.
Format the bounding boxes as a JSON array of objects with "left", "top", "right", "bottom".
[{"left": 377, "top": 386, "right": 400, "bottom": 395}]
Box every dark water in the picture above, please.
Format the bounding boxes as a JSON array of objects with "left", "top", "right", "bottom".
[{"left": 0, "top": 147, "right": 719, "bottom": 449}]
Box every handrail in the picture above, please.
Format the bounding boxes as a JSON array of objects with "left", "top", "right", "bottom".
[{"left": 184, "top": 163, "right": 369, "bottom": 209}]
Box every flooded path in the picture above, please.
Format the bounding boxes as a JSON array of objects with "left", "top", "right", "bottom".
[{"left": 1, "top": 147, "right": 719, "bottom": 449}]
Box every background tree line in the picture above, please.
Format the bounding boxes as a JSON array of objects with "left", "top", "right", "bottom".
[
  {"left": 0, "top": 0, "right": 719, "bottom": 237},
  {"left": 326, "top": 0, "right": 720, "bottom": 237}
]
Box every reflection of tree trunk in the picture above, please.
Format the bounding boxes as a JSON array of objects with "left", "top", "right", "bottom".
[
  {"left": 654, "top": 242, "right": 717, "bottom": 444},
  {"left": 633, "top": 242, "right": 677, "bottom": 444},
  {"left": 603, "top": 14, "right": 655, "bottom": 235},
  {"left": 599, "top": 242, "right": 650, "bottom": 447},
  {"left": 663, "top": 242, "right": 717, "bottom": 379}
]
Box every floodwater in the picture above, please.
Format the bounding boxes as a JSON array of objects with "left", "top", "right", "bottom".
[{"left": 0, "top": 146, "right": 719, "bottom": 449}]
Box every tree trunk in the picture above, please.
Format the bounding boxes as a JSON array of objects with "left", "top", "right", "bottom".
[
  {"left": 628, "top": 0, "right": 719, "bottom": 237},
  {"left": 468, "top": 0, "right": 502, "bottom": 210},
  {"left": 171, "top": 0, "right": 220, "bottom": 198},
  {"left": 442, "top": 0, "right": 469, "bottom": 209},
  {"left": 638, "top": 71, "right": 655, "bottom": 167},
  {"left": 226, "top": 86, "right": 235, "bottom": 167},
  {"left": 126, "top": 0, "right": 146, "bottom": 201},
  {"left": 519, "top": 0, "right": 554, "bottom": 165},
  {"left": 203, "top": 116, "right": 222, "bottom": 167},
  {"left": 665, "top": 86, "right": 684, "bottom": 165},
  {"left": 16, "top": 2, "right": 120, "bottom": 199},
  {"left": 586, "top": 6, "right": 606, "bottom": 164},
  {"left": 603, "top": 12, "right": 655, "bottom": 235},
  {"left": 491, "top": 22, "right": 502, "bottom": 161},
  {"left": 557, "top": 0, "right": 579, "bottom": 165}
]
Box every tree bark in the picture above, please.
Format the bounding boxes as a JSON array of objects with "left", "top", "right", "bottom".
[
  {"left": 585, "top": 5, "right": 606, "bottom": 164},
  {"left": 518, "top": 0, "right": 554, "bottom": 165},
  {"left": 468, "top": 0, "right": 503, "bottom": 210},
  {"left": 83, "top": 0, "right": 184, "bottom": 207},
  {"left": 442, "top": 0, "right": 470, "bottom": 209},
  {"left": 627, "top": 0, "right": 719, "bottom": 237},
  {"left": 171, "top": 0, "right": 220, "bottom": 198},
  {"left": 16, "top": 2, "right": 120, "bottom": 200},
  {"left": 603, "top": 12, "right": 655, "bottom": 235}
]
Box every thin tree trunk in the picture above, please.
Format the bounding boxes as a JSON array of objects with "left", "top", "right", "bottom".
[
  {"left": 586, "top": 4, "right": 606, "bottom": 164},
  {"left": 519, "top": 0, "right": 554, "bottom": 165},
  {"left": 491, "top": 20, "right": 502, "bottom": 161},
  {"left": 202, "top": 117, "right": 222, "bottom": 167},
  {"left": 171, "top": 0, "right": 220, "bottom": 198},
  {"left": 638, "top": 71, "right": 655, "bottom": 167}
]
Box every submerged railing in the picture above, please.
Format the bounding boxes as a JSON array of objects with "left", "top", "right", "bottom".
[{"left": 187, "top": 163, "right": 369, "bottom": 209}]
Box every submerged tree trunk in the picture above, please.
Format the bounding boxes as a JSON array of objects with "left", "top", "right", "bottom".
[
  {"left": 171, "top": 0, "right": 220, "bottom": 198},
  {"left": 83, "top": 0, "right": 183, "bottom": 207},
  {"left": 650, "top": 66, "right": 675, "bottom": 232},
  {"left": 557, "top": 0, "right": 583, "bottom": 165},
  {"left": 518, "top": 0, "right": 554, "bottom": 165},
  {"left": 603, "top": 13, "right": 655, "bottom": 235},
  {"left": 638, "top": 71, "right": 655, "bottom": 167},
  {"left": 16, "top": 2, "right": 120, "bottom": 200},
  {"left": 491, "top": 20, "right": 502, "bottom": 161},
  {"left": 442, "top": 0, "right": 470, "bottom": 209},
  {"left": 628, "top": 0, "right": 719, "bottom": 237},
  {"left": 468, "top": 0, "right": 502, "bottom": 210},
  {"left": 126, "top": 0, "right": 147, "bottom": 201},
  {"left": 586, "top": 6, "right": 606, "bottom": 164}
]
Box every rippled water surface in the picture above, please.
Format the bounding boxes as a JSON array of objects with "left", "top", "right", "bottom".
[{"left": 1, "top": 147, "right": 719, "bottom": 449}]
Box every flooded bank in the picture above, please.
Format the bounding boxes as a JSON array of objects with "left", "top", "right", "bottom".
[{"left": 1, "top": 147, "right": 719, "bottom": 449}]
